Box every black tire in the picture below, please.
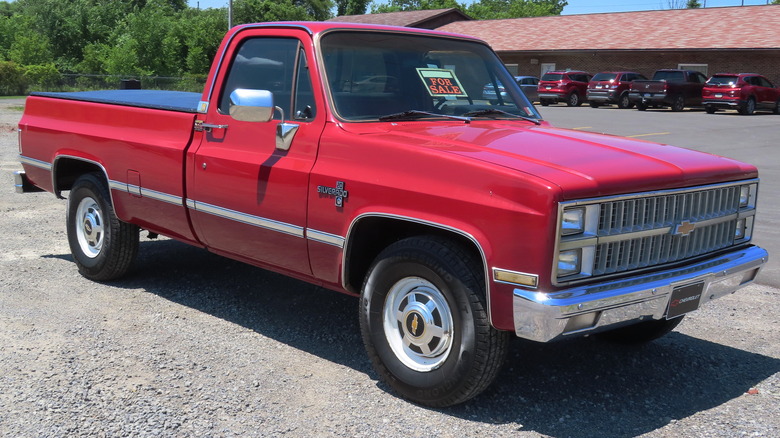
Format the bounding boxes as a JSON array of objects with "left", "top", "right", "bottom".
[
  {"left": 67, "top": 172, "right": 139, "bottom": 281},
  {"left": 589, "top": 101, "right": 600, "bottom": 108},
  {"left": 566, "top": 92, "right": 581, "bottom": 107},
  {"left": 359, "top": 236, "right": 509, "bottom": 407},
  {"left": 671, "top": 95, "right": 685, "bottom": 112},
  {"left": 636, "top": 101, "right": 648, "bottom": 111},
  {"left": 596, "top": 316, "right": 684, "bottom": 344},
  {"left": 540, "top": 99, "right": 550, "bottom": 106},
  {"left": 705, "top": 105, "right": 716, "bottom": 114},
  {"left": 773, "top": 99, "right": 780, "bottom": 114},
  {"left": 617, "top": 93, "right": 632, "bottom": 109},
  {"left": 739, "top": 97, "right": 756, "bottom": 115}
]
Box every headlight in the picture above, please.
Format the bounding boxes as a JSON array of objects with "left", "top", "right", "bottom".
[
  {"left": 561, "top": 207, "right": 585, "bottom": 236},
  {"left": 739, "top": 185, "right": 750, "bottom": 208},
  {"left": 734, "top": 218, "right": 746, "bottom": 240},
  {"left": 558, "top": 249, "right": 582, "bottom": 277}
]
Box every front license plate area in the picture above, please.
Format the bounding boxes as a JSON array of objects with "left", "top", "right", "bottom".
[{"left": 666, "top": 281, "right": 704, "bottom": 319}]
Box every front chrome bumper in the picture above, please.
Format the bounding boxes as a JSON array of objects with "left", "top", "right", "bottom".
[{"left": 513, "top": 245, "right": 768, "bottom": 342}]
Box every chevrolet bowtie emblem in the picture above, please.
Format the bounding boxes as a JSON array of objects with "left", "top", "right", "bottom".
[
  {"left": 674, "top": 220, "right": 696, "bottom": 236},
  {"left": 411, "top": 314, "right": 419, "bottom": 336}
]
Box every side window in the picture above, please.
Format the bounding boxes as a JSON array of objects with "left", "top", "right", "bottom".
[
  {"left": 294, "top": 50, "right": 316, "bottom": 120},
  {"left": 759, "top": 77, "right": 774, "bottom": 88},
  {"left": 218, "top": 38, "right": 299, "bottom": 119}
]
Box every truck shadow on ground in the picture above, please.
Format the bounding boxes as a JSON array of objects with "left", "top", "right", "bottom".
[{"left": 85, "top": 238, "right": 779, "bottom": 438}]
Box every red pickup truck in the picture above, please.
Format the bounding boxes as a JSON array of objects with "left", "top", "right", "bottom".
[
  {"left": 15, "top": 22, "right": 768, "bottom": 407},
  {"left": 628, "top": 69, "right": 708, "bottom": 111}
]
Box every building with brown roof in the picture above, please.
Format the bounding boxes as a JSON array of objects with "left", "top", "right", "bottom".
[{"left": 438, "top": 5, "right": 780, "bottom": 84}]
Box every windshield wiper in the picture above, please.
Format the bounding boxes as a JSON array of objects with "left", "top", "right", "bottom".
[
  {"left": 462, "top": 109, "right": 542, "bottom": 125},
  {"left": 378, "top": 110, "right": 471, "bottom": 123}
]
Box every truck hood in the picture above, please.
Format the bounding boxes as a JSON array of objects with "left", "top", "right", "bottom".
[{"left": 340, "top": 121, "right": 756, "bottom": 200}]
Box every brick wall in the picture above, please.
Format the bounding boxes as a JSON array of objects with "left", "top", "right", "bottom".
[{"left": 499, "top": 50, "right": 780, "bottom": 85}]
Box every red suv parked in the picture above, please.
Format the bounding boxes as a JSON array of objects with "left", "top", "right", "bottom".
[
  {"left": 703, "top": 73, "right": 780, "bottom": 115},
  {"left": 587, "top": 71, "right": 647, "bottom": 109},
  {"left": 538, "top": 70, "right": 592, "bottom": 106}
]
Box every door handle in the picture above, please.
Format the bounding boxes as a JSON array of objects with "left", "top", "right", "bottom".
[{"left": 194, "top": 120, "right": 228, "bottom": 132}]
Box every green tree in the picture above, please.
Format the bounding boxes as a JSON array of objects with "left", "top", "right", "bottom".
[
  {"left": 371, "top": 0, "right": 567, "bottom": 19},
  {"left": 467, "top": 0, "right": 567, "bottom": 19},
  {"left": 686, "top": 0, "right": 701, "bottom": 8},
  {"left": 336, "top": 0, "right": 371, "bottom": 15},
  {"left": 232, "top": 0, "right": 312, "bottom": 24}
]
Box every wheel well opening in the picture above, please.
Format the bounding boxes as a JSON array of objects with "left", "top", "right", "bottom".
[
  {"left": 344, "top": 217, "right": 483, "bottom": 294},
  {"left": 54, "top": 159, "right": 104, "bottom": 195}
]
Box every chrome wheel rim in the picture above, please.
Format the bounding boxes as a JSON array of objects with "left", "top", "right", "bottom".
[
  {"left": 383, "top": 277, "right": 453, "bottom": 372},
  {"left": 75, "top": 196, "right": 104, "bottom": 258}
]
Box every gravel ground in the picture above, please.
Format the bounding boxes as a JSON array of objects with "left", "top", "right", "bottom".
[{"left": 1, "top": 98, "right": 778, "bottom": 437}]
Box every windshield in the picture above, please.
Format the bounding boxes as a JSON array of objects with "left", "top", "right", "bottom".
[
  {"left": 592, "top": 73, "right": 617, "bottom": 82},
  {"left": 320, "top": 31, "right": 540, "bottom": 122}
]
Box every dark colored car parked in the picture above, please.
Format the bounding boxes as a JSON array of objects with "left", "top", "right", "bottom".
[
  {"left": 538, "top": 71, "right": 592, "bottom": 106},
  {"left": 703, "top": 73, "right": 780, "bottom": 115},
  {"left": 628, "top": 69, "right": 708, "bottom": 111},
  {"left": 587, "top": 71, "right": 648, "bottom": 109}
]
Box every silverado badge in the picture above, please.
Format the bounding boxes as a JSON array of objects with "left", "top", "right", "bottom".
[{"left": 317, "top": 181, "right": 349, "bottom": 207}]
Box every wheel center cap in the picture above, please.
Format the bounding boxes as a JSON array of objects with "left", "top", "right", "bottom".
[{"left": 405, "top": 311, "right": 425, "bottom": 338}]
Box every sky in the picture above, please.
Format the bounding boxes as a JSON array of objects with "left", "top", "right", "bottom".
[{"left": 187, "top": 0, "right": 774, "bottom": 14}]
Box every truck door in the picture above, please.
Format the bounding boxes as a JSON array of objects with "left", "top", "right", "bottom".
[{"left": 187, "top": 31, "right": 324, "bottom": 274}]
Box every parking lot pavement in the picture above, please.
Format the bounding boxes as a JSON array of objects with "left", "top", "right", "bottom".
[{"left": 539, "top": 105, "right": 780, "bottom": 288}]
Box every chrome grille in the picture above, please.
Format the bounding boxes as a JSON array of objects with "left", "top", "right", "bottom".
[
  {"left": 593, "top": 220, "right": 735, "bottom": 275},
  {"left": 597, "top": 186, "right": 739, "bottom": 235},
  {"left": 593, "top": 186, "right": 740, "bottom": 275},
  {"left": 555, "top": 180, "right": 758, "bottom": 285}
]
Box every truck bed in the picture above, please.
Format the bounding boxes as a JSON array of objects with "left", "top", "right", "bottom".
[{"left": 31, "top": 90, "right": 202, "bottom": 113}]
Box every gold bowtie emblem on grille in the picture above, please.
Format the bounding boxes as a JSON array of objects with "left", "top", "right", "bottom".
[
  {"left": 411, "top": 314, "right": 419, "bottom": 336},
  {"left": 674, "top": 220, "right": 696, "bottom": 236}
]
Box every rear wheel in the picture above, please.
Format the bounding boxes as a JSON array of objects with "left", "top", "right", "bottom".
[
  {"left": 359, "top": 236, "right": 509, "bottom": 407},
  {"left": 670, "top": 95, "right": 685, "bottom": 112},
  {"left": 636, "top": 101, "right": 648, "bottom": 111},
  {"left": 705, "top": 105, "right": 716, "bottom": 114},
  {"left": 597, "top": 316, "right": 684, "bottom": 344},
  {"left": 617, "top": 93, "right": 632, "bottom": 109},
  {"left": 540, "top": 99, "right": 550, "bottom": 106},
  {"left": 589, "top": 101, "right": 600, "bottom": 108},
  {"left": 67, "top": 173, "right": 139, "bottom": 281},
  {"left": 773, "top": 99, "right": 780, "bottom": 114}
]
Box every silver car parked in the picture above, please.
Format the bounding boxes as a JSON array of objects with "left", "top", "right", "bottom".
[{"left": 482, "top": 75, "right": 539, "bottom": 103}]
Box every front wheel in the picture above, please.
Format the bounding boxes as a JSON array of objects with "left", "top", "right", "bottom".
[
  {"left": 567, "top": 92, "right": 581, "bottom": 107},
  {"left": 671, "top": 95, "right": 685, "bottom": 112},
  {"left": 359, "top": 236, "right": 509, "bottom": 407},
  {"left": 739, "top": 97, "right": 756, "bottom": 115},
  {"left": 67, "top": 173, "right": 139, "bottom": 281},
  {"left": 589, "top": 101, "right": 600, "bottom": 108},
  {"left": 636, "top": 101, "right": 648, "bottom": 111},
  {"left": 617, "top": 93, "right": 632, "bottom": 109},
  {"left": 705, "top": 105, "right": 716, "bottom": 114}
]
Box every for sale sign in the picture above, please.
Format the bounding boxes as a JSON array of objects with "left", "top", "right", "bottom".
[{"left": 417, "top": 68, "right": 468, "bottom": 97}]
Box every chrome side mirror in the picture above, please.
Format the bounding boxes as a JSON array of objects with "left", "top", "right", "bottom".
[{"left": 229, "top": 89, "right": 274, "bottom": 122}]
